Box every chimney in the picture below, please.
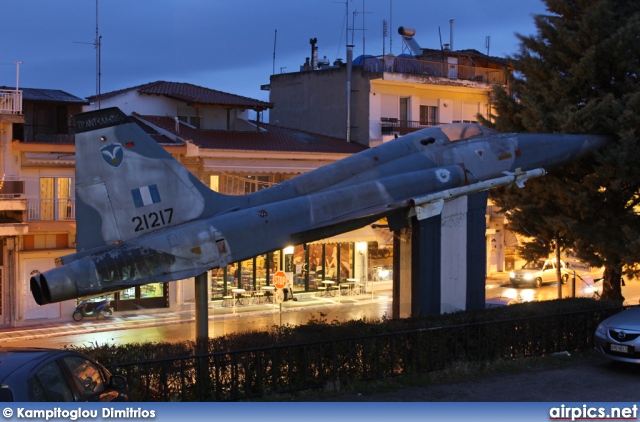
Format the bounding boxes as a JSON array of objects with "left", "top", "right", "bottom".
[{"left": 449, "top": 19, "right": 455, "bottom": 51}]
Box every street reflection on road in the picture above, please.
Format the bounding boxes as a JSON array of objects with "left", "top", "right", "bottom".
[{"left": 7, "top": 301, "right": 393, "bottom": 349}]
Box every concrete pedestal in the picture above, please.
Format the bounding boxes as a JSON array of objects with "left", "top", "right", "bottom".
[{"left": 393, "top": 191, "right": 487, "bottom": 317}]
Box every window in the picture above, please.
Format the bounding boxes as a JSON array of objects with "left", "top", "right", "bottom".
[
  {"left": 38, "top": 177, "right": 73, "bottom": 221},
  {"left": 177, "top": 106, "right": 201, "bottom": 129},
  {"left": 63, "top": 356, "right": 106, "bottom": 400},
  {"left": 399, "top": 97, "right": 409, "bottom": 124},
  {"left": 210, "top": 175, "right": 220, "bottom": 192},
  {"left": 23, "top": 234, "right": 69, "bottom": 250},
  {"left": 420, "top": 105, "right": 438, "bottom": 125},
  {"left": 30, "top": 361, "right": 75, "bottom": 401},
  {"left": 243, "top": 175, "right": 271, "bottom": 194}
]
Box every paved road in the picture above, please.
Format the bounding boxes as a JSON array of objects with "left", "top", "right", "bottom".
[
  {"left": 486, "top": 272, "right": 640, "bottom": 305},
  {"left": 1, "top": 296, "right": 393, "bottom": 348},
  {"left": 330, "top": 352, "right": 640, "bottom": 402}
]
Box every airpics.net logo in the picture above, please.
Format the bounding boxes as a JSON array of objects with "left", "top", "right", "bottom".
[{"left": 549, "top": 404, "right": 638, "bottom": 421}]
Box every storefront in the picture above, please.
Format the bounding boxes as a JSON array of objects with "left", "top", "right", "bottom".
[
  {"left": 205, "top": 225, "right": 394, "bottom": 301},
  {"left": 110, "top": 282, "right": 169, "bottom": 311}
]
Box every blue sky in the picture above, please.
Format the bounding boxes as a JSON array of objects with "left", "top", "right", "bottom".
[{"left": 0, "top": 0, "right": 547, "bottom": 105}]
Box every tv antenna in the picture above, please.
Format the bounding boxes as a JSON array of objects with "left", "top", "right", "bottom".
[{"left": 74, "top": 0, "right": 102, "bottom": 109}]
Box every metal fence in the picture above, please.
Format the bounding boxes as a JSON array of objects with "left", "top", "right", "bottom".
[
  {"left": 362, "top": 56, "right": 507, "bottom": 85},
  {"left": 107, "top": 306, "right": 622, "bottom": 401}
]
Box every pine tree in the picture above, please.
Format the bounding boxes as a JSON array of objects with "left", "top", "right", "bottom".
[{"left": 482, "top": 0, "right": 640, "bottom": 302}]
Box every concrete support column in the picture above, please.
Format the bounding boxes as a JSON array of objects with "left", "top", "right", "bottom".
[
  {"left": 395, "top": 191, "right": 488, "bottom": 317},
  {"left": 392, "top": 227, "right": 412, "bottom": 319},
  {"left": 194, "top": 272, "right": 209, "bottom": 351},
  {"left": 412, "top": 212, "right": 441, "bottom": 316}
]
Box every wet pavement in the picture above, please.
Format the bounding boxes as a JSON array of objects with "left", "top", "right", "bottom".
[
  {"left": 3, "top": 270, "right": 636, "bottom": 348},
  {"left": 0, "top": 288, "right": 394, "bottom": 347}
]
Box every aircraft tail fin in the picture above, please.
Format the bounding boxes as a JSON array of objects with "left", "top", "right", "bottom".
[{"left": 73, "top": 107, "right": 234, "bottom": 251}]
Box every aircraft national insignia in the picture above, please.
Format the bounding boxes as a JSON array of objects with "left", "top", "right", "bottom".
[
  {"left": 101, "top": 144, "right": 123, "bottom": 167},
  {"left": 435, "top": 168, "right": 451, "bottom": 183}
]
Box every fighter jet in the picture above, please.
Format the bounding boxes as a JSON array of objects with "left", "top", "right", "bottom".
[{"left": 30, "top": 107, "right": 607, "bottom": 305}]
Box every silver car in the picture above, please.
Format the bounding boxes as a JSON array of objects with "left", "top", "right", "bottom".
[
  {"left": 594, "top": 307, "right": 640, "bottom": 364},
  {"left": 510, "top": 259, "right": 569, "bottom": 288}
]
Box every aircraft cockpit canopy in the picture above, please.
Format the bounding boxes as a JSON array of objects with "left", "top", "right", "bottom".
[{"left": 439, "top": 123, "right": 500, "bottom": 142}]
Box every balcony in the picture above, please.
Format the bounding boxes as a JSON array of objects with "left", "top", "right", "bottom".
[
  {"left": 362, "top": 56, "right": 507, "bottom": 85},
  {"left": 380, "top": 118, "right": 443, "bottom": 136},
  {"left": 0, "top": 178, "right": 26, "bottom": 212},
  {"left": 0, "top": 89, "right": 22, "bottom": 114},
  {"left": 27, "top": 198, "right": 75, "bottom": 221}
]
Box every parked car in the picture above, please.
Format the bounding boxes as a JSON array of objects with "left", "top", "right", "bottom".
[
  {"left": 0, "top": 347, "right": 128, "bottom": 401},
  {"left": 485, "top": 296, "right": 517, "bottom": 308},
  {"left": 594, "top": 307, "right": 640, "bottom": 364},
  {"left": 509, "top": 259, "right": 569, "bottom": 288}
]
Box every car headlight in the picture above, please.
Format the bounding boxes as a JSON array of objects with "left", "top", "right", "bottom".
[
  {"left": 509, "top": 272, "right": 515, "bottom": 278},
  {"left": 524, "top": 274, "right": 534, "bottom": 281},
  {"left": 596, "top": 324, "right": 606, "bottom": 334}
]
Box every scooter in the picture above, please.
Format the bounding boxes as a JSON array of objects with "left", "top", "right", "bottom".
[{"left": 72, "top": 299, "right": 114, "bottom": 321}]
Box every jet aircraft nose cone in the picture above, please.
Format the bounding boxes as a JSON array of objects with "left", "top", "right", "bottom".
[
  {"left": 513, "top": 132, "right": 610, "bottom": 172},
  {"left": 578, "top": 134, "right": 610, "bottom": 157}
]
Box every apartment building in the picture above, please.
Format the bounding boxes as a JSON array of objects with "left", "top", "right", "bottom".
[
  {"left": 0, "top": 81, "right": 372, "bottom": 326},
  {"left": 267, "top": 29, "right": 516, "bottom": 273}
]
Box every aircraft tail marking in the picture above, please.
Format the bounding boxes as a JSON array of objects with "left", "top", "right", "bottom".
[{"left": 73, "top": 107, "right": 237, "bottom": 251}]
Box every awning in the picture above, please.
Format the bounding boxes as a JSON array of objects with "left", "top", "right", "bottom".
[
  {"left": 24, "top": 153, "right": 76, "bottom": 165},
  {"left": 309, "top": 226, "right": 379, "bottom": 244},
  {"left": 204, "top": 157, "right": 333, "bottom": 174}
]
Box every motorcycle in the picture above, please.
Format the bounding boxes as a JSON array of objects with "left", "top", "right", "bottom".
[{"left": 72, "top": 299, "right": 114, "bottom": 321}]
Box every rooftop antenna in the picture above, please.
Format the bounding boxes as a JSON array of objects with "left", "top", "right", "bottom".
[
  {"left": 75, "top": 0, "right": 101, "bottom": 109},
  {"left": 362, "top": 0, "right": 366, "bottom": 56},
  {"left": 96, "top": 1, "right": 102, "bottom": 110},
  {"left": 382, "top": 20, "right": 387, "bottom": 58},
  {"left": 272, "top": 29, "right": 277, "bottom": 75},
  {"left": 350, "top": 4, "right": 371, "bottom": 55},
  {"left": 13, "top": 62, "right": 22, "bottom": 91},
  {"left": 389, "top": 0, "right": 393, "bottom": 55},
  {"left": 485, "top": 36, "right": 491, "bottom": 56}
]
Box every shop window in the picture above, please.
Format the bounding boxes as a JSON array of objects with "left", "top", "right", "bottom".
[{"left": 114, "top": 284, "right": 168, "bottom": 310}]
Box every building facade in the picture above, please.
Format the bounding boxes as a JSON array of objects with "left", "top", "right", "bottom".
[
  {"left": 267, "top": 37, "right": 518, "bottom": 275},
  {"left": 0, "top": 81, "right": 390, "bottom": 327}
]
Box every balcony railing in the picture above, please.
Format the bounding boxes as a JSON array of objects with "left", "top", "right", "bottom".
[
  {"left": 27, "top": 198, "right": 75, "bottom": 221},
  {"left": 362, "top": 56, "right": 507, "bottom": 85},
  {"left": 220, "top": 174, "right": 275, "bottom": 195},
  {"left": 0, "top": 89, "right": 22, "bottom": 114},
  {"left": 381, "top": 118, "right": 443, "bottom": 136}
]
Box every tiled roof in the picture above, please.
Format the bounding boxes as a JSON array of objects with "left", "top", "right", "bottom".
[
  {"left": 89, "top": 81, "right": 273, "bottom": 110},
  {"left": 0, "top": 86, "right": 88, "bottom": 104},
  {"left": 130, "top": 117, "right": 182, "bottom": 145},
  {"left": 136, "top": 114, "right": 368, "bottom": 154}
]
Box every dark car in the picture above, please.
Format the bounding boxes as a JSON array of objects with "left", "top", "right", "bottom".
[{"left": 0, "top": 347, "right": 127, "bottom": 402}]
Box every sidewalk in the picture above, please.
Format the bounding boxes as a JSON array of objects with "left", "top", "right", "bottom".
[{"left": 0, "top": 288, "right": 393, "bottom": 344}]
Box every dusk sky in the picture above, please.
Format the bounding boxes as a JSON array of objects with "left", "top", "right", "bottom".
[{"left": 1, "top": 0, "right": 547, "bottom": 106}]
